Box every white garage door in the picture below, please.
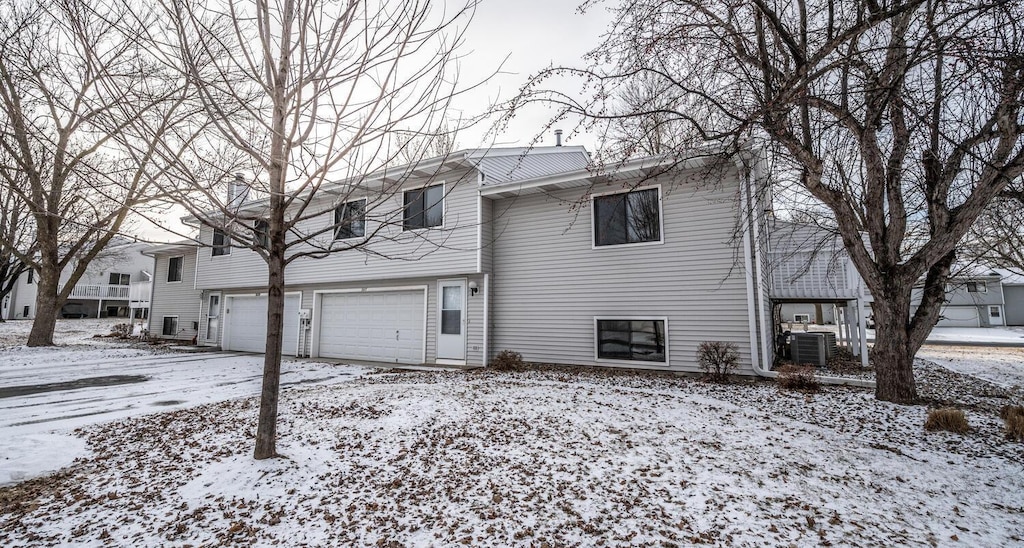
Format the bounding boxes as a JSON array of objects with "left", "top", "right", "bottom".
[
  {"left": 936, "top": 305, "right": 980, "bottom": 328},
  {"left": 317, "top": 290, "right": 425, "bottom": 364},
  {"left": 224, "top": 294, "right": 301, "bottom": 355}
]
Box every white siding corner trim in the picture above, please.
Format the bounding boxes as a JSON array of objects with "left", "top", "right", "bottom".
[{"left": 593, "top": 316, "right": 670, "bottom": 367}]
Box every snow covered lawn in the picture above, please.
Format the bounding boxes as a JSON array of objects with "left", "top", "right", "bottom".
[{"left": 2, "top": 367, "right": 1022, "bottom": 547}]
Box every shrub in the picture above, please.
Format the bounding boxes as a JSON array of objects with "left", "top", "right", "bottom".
[
  {"left": 776, "top": 364, "right": 819, "bottom": 392},
  {"left": 111, "top": 323, "right": 132, "bottom": 338},
  {"left": 697, "top": 341, "right": 739, "bottom": 383},
  {"left": 924, "top": 408, "right": 969, "bottom": 434},
  {"left": 489, "top": 349, "right": 524, "bottom": 371},
  {"left": 1000, "top": 405, "right": 1024, "bottom": 441}
]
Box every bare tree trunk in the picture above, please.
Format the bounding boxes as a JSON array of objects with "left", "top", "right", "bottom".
[
  {"left": 26, "top": 259, "right": 59, "bottom": 347},
  {"left": 254, "top": 244, "right": 285, "bottom": 459},
  {"left": 870, "top": 292, "right": 917, "bottom": 404}
]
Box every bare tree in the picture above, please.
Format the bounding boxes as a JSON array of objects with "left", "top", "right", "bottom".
[
  {"left": 509, "top": 0, "right": 1024, "bottom": 403},
  {"left": 0, "top": 168, "right": 34, "bottom": 318},
  {"left": 159, "top": 0, "right": 483, "bottom": 459},
  {"left": 0, "top": 0, "right": 193, "bottom": 344},
  {"left": 966, "top": 181, "right": 1024, "bottom": 275}
]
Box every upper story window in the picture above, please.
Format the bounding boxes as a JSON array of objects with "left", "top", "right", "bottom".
[
  {"left": 26, "top": 269, "right": 34, "bottom": 284},
  {"left": 335, "top": 199, "right": 366, "bottom": 240},
  {"left": 967, "top": 281, "right": 987, "bottom": 293},
  {"left": 252, "top": 220, "right": 269, "bottom": 249},
  {"left": 593, "top": 187, "right": 662, "bottom": 247},
  {"left": 108, "top": 273, "right": 130, "bottom": 285},
  {"left": 212, "top": 228, "right": 231, "bottom": 256},
  {"left": 167, "top": 256, "right": 183, "bottom": 282},
  {"left": 403, "top": 184, "right": 443, "bottom": 230}
]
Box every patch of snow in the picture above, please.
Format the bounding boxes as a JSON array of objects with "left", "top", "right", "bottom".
[{"left": 917, "top": 346, "right": 1024, "bottom": 390}]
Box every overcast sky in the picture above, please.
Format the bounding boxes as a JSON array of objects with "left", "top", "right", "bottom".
[{"left": 133, "top": 1, "right": 613, "bottom": 242}]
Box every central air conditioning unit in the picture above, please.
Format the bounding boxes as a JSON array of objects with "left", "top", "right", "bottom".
[{"left": 790, "top": 332, "right": 834, "bottom": 367}]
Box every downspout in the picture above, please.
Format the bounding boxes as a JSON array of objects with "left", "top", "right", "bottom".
[
  {"left": 482, "top": 273, "right": 490, "bottom": 367},
  {"left": 740, "top": 161, "right": 773, "bottom": 378}
]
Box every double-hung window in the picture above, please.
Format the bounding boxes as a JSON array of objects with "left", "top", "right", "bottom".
[
  {"left": 596, "top": 319, "right": 667, "bottom": 363},
  {"left": 593, "top": 187, "right": 662, "bottom": 246},
  {"left": 252, "top": 220, "right": 269, "bottom": 249},
  {"left": 167, "top": 256, "right": 183, "bottom": 282},
  {"left": 212, "top": 228, "right": 231, "bottom": 256},
  {"left": 334, "top": 199, "right": 366, "bottom": 240},
  {"left": 967, "top": 281, "right": 987, "bottom": 293},
  {"left": 403, "top": 184, "right": 443, "bottom": 230}
]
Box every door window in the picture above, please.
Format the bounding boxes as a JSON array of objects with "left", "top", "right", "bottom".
[{"left": 441, "top": 286, "right": 462, "bottom": 335}]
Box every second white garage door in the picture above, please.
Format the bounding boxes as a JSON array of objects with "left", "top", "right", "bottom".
[
  {"left": 317, "top": 290, "right": 425, "bottom": 364},
  {"left": 223, "top": 294, "right": 301, "bottom": 355},
  {"left": 936, "top": 305, "right": 981, "bottom": 328}
]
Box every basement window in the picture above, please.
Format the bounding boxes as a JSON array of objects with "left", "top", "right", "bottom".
[{"left": 596, "top": 318, "right": 667, "bottom": 363}]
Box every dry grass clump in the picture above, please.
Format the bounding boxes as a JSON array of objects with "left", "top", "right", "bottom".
[
  {"left": 1000, "top": 405, "right": 1024, "bottom": 441},
  {"left": 697, "top": 341, "right": 739, "bottom": 383},
  {"left": 489, "top": 349, "right": 524, "bottom": 371},
  {"left": 776, "top": 364, "right": 819, "bottom": 392},
  {"left": 924, "top": 408, "right": 969, "bottom": 434}
]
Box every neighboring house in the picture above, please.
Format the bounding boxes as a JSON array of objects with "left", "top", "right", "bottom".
[
  {"left": 147, "top": 145, "right": 785, "bottom": 375},
  {"left": 914, "top": 271, "right": 1006, "bottom": 328},
  {"left": 1, "top": 240, "right": 153, "bottom": 321}
]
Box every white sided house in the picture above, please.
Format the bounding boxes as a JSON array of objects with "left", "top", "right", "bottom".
[
  {"left": 1, "top": 240, "right": 153, "bottom": 321},
  {"left": 147, "top": 146, "right": 789, "bottom": 375}
]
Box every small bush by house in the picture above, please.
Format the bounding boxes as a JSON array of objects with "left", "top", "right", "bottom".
[
  {"left": 776, "top": 364, "right": 819, "bottom": 392},
  {"left": 490, "top": 349, "right": 524, "bottom": 371},
  {"left": 1000, "top": 405, "right": 1024, "bottom": 441},
  {"left": 697, "top": 341, "right": 739, "bottom": 383},
  {"left": 924, "top": 408, "right": 969, "bottom": 434}
]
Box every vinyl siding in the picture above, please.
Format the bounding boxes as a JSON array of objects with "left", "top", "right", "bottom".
[
  {"left": 150, "top": 250, "right": 201, "bottom": 342},
  {"left": 194, "top": 172, "right": 481, "bottom": 290},
  {"left": 489, "top": 172, "right": 755, "bottom": 373},
  {"left": 1004, "top": 286, "right": 1024, "bottom": 326}
]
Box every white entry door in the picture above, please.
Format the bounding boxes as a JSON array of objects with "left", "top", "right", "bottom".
[
  {"left": 205, "top": 293, "right": 221, "bottom": 344},
  {"left": 437, "top": 280, "right": 466, "bottom": 361},
  {"left": 989, "top": 305, "right": 1004, "bottom": 326}
]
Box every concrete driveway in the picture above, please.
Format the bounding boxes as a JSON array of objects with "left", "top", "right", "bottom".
[{"left": 0, "top": 344, "right": 362, "bottom": 485}]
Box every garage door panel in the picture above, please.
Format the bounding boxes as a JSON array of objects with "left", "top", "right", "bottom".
[
  {"left": 225, "top": 295, "right": 300, "bottom": 356},
  {"left": 936, "top": 305, "right": 980, "bottom": 328},
  {"left": 317, "top": 290, "right": 424, "bottom": 364}
]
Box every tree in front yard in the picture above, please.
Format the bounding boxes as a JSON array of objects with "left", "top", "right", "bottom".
[
  {"left": 157, "top": 0, "right": 483, "bottom": 459},
  {"left": 0, "top": 0, "right": 195, "bottom": 342},
  {"left": 509, "top": 0, "right": 1024, "bottom": 403}
]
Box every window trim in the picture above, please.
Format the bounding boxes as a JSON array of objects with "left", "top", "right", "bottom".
[
  {"left": 333, "top": 198, "right": 367, "bottom": 241},
  {"left": 402, "top": 182, "right": 445, "bottom": 231},
  {"left": 212, "top": 227, "right": 231, "bottom": 257},
  {"left": 108, "top": 272, "right": 131, "bottom": 286},
  {"left": 967, "top": 281, "right": 988, "bottom": 293},
  {"left": 166, "top": 256, "right": 184, "bottom": 283},
  {"left": 593, "top": 316, "right": 670, "bottom": 366},
  {"left": 590, "top": 184, "right": 665, "bottom": 249},
  {"left": 161, "top": 315, "right": 179, "bottom": 337}
]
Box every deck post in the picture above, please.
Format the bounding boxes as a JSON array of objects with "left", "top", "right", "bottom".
[{"left": 857, "top": 297, "right": 869, "bottom": 367}]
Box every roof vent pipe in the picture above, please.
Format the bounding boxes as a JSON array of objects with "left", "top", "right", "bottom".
[{"left": 554, "top": 129, "right": 563, "bottom": 147}]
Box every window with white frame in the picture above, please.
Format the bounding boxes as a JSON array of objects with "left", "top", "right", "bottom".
[
  {"left": 793, "top": 313, "right": 811, "bottom": 323},
  {"left": 162, "top": 316, "right": 178, "bottom": 337},
  {"left": 167, "top": 256, "right": 183, "bottom": 282},
  {"left": 596, "top": 319, "right": 666, "bottom": 362},
  {"left": 593, "top": 187, "right": 662, "bottom": 246},
  {"left": 108, "top": 273, "right": 130, "bottom": 285},
  {"left": 967, "top": 281, "right": 987, "bottom": 293},
  {"left": 212, "top": 228, "right": 231, "bottom": 256},
  {"left": 334, "top": 199, "right": 366, "bottom": 240},
  {"left": 403, "top": 185, "right": 443, "bottom": 230}
]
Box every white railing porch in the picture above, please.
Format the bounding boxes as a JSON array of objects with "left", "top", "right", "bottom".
[{"left": 63, "top": 283, "right": 131, "bottom": 300}]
